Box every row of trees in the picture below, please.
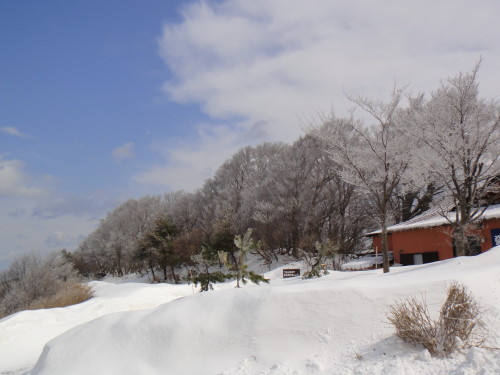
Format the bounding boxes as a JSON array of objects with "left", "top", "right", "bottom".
[
  {"left": 73, "top": 136, "right": 373, "bottom": 281},
  {"left": 314, "top": 62, "right": 500, "bottom": 271},
  {"left": 72, "top": 62, "right": 499, "bottom": 280}
]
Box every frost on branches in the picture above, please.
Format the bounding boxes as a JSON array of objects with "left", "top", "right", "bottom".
[
  {"left": 312, "top": 61, "right": 500, "bottom": 264},
  {"left": 312, "top": 87, "right": 415, "bottom": 273},
  {"left": 405, "top": 61, "right": 500, "bottom": 256}
]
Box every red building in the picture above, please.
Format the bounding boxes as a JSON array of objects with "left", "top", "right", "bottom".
[{"left": 367, "top": 204, "right": 500, "bottom": 266}]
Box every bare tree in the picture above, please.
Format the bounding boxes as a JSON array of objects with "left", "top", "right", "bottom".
[
  {"left": 313, "top": 88, "right": 413, "bottom": 273},
  {"left": 405, "top": 62, "right": 500, "bottom": 256},
  {"left": 391, "top": 183, "right": 440, "bottom": 223}
]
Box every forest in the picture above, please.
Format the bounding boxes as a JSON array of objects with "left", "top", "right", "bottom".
[{"left": 69, "top": 62, "right": 500, "bottom": 280}]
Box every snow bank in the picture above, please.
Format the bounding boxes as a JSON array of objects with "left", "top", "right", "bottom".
[
  {"left": 30, "top": 249, "right": 500, "bottom": 374},
  {"left": 2, "top": 249, "right": 500, "bottom": 375},
  {"left": 0, "top": 282, "right": 195, "bottom": 374},
  {"left": 341, "top": 255, "right": 383, "bottom": 270}
]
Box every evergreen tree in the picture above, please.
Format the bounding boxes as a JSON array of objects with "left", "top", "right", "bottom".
[
  {"left": 189, "top": 245, "right": 230, "bottom": 292},
  {"left": 218, "top": 229, "right": 269, "bottom": 288},
  {"left": 302, "top": 241, "right": 332, "bottom": 279},
  {"left": 135, "top": 217, "right": 180, "bottom": 282}
]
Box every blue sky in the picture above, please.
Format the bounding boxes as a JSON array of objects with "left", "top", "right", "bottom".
[
  {"left": 1, "top": 0, "right": 500, "bottom": 269},
  {"left": 1, "top": 0, "right": 204, "bottom": 194}
]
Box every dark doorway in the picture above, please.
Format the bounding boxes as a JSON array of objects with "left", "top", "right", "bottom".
[
  {"left": 422, "top": 251, "right": 439, "bottom": 263},
  {"left": 400, "top": 252, "right": 439, "bottom": 266},
  {"left": 400, "top": 253, "right": 414, "bottom": 265}
]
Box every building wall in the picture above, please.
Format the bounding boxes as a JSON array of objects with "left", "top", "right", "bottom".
[
  {"left": 391, "top": 226, "right": 453, "bottom": 264},
  {"left": 371, "top": 234, "right": 392, "bottom": 254},
  {"left": 369, "top": 218, "right": 500, "bottom": 265}
]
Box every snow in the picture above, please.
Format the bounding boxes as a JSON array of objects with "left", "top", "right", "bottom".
[
  {"left": 1, "top": 248, "right": 500, "bottom": 375},
  {"left": 367, "top": 203, "right": 500, "bottom": 235},
  {"left": 341, "top": 255, "right": 384, "bottom": 270}
]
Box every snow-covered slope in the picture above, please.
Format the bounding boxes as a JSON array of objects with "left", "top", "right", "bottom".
[
  {"left": 2, "top": 249, "right": 500, "bottom": 375},
  {"left": 0, "top": 281, "right": 195, "bottom": 374}
]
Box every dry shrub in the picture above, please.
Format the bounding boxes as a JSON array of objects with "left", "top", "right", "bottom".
[
  {"left": 28, "top": 281, "right": 94, "bottom": 311},
  {"left": 387, "top": 282, "right": 485, "bottom": 357}
]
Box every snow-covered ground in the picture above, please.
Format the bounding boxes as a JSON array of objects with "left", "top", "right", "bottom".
[
  {"left": 341, "top": 254, "right": 384, "bottom": 270},
  {"left": 1, "top": 249, "right": 500, "bottom": 375}
]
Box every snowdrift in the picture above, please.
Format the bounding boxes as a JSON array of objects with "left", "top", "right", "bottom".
[
  {"left": 5, "top": 249, "right": 500, "bottom": 374},
  {"left": 0, "top": 281, "right": 194, "bottom": 374}
]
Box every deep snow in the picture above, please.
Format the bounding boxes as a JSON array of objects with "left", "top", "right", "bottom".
[{"left": 1, "top": 250, "right": 499, "bottom": 374}]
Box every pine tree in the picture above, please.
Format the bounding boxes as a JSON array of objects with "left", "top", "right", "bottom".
[
  {"left": 189, "top": 245, "right": 230, "bottom": 292},
  {"left": 218, "top": 229, "right": 269, "bottom": 288},
  {"left": 302, "top": 241, "right": 332, "bottom": 279},
  {"left": 135, "top": 217, "right": 180, "bottom": 282}
]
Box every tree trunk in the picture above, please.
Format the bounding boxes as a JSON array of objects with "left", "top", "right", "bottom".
[
  {"left": 162, "top": 265, "right": 168, "bottom": 282},
  {"left": 381, "top": 209, "right": 390, "bottom": 273},
  {"left": 454, "top": 225, "right": 467, "bottom": 257},
  {"left": 236, "top": 270, "right": 241, "bottom": 288},
  {"left": 381, "top": 225, "right": 390, "bottom": 273},
  {"left": 170, "top": 265, "right": 178, "bottom": 284}
]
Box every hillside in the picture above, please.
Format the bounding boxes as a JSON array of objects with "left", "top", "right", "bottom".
[{"left": 1, "top": 250, "right": 500, "bottom": 374}]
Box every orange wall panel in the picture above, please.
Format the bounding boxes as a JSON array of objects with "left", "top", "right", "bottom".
[
  {"left": 391, "top": 227, "right": 453, "bottom": 263},
  {"left": 369, "top": 218, "right": 500, "bottom": 264}
]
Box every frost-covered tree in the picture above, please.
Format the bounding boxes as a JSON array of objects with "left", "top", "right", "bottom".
[
  {"left": 313, "top": 88, "right": 413, "bottom": 273},
  {"left": 73, "top": 196, "right": 166, "bottom": 277},
  {"left": 406, "top": 63, "right": 500, "bottom": 256},
  {"left": 254, "top": 143, "right": 313, "bottom": 255},
  {"left": 201, "top": 143, "right": 285, "bottom": 236},
  {"left": 0, "top": 251, "right": 81, "bottom": 318},
  {"left": 391, "top": 183, "right": 440, "bottom": 223},
  {"left": 253, "top": 136, "right": 368, "bottom": 259}
]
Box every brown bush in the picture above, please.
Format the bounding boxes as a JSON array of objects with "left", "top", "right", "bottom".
[
  {"left": 28, "top": 282, "right": 94, "bottom": 311},
  {"left": 387, "top": 282, "right": 485, "bottom": 357}
]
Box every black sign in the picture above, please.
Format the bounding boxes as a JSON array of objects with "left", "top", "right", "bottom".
[{"left": 283, "top": 268, "right": 300, "bottom": 278}]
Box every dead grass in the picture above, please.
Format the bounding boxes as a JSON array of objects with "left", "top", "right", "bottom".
[
  {"left": 387, "top": 282, "right": 485, "bottom": 357},
  {"left": 28, "top": 281, "right": 94, "bottom": 311}
]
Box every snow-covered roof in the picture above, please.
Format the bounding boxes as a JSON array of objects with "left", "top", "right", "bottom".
[{"left": 366, "top": 203, "right": 500, "bottom": 236}]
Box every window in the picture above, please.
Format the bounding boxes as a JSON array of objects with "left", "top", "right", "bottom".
[{"left": 491, "top": 228, "right": 500, "bottom": 247}]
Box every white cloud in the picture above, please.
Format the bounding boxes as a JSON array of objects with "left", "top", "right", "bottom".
[
  {"left": 45, "top": 230, "right": 87, "bottom": 249},
  {"left": 0, "top": 156, "right": 47, "bottom": 197},
  {"left": 1, "top": 126, "right": 28, "bottom": 138},
  {"left": 32, "top": 192, "right": 121, "bottom": 219},
  {"left": 134, "top": 123, "right": 257, "bottom": 191},
  {"left": 112, "top": 142, "right": 135, "bottom": 162},
  {"left": 0, "top": 195, "right": 105, "bottom": 270},
  {"left": 148, "top": 0, "right": 500, "bottom": 191}
]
